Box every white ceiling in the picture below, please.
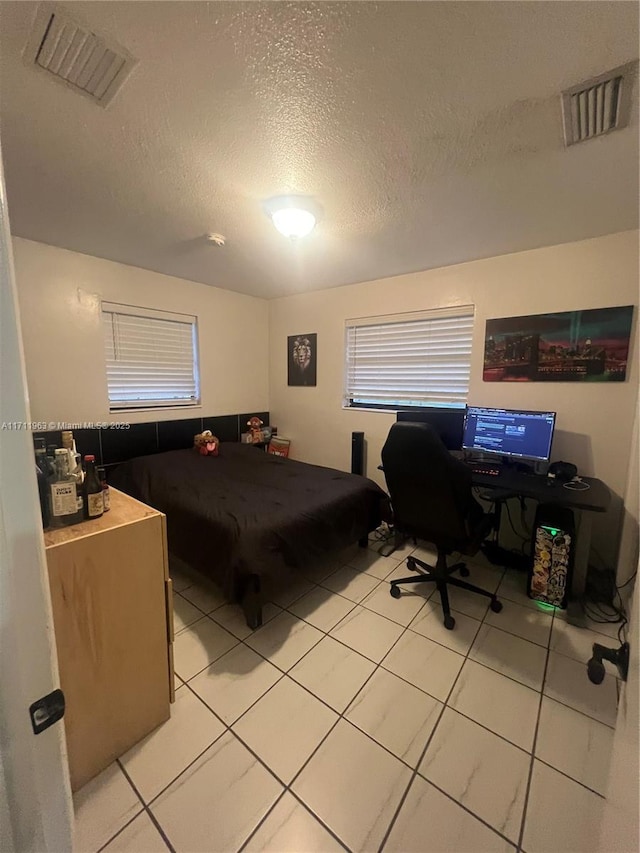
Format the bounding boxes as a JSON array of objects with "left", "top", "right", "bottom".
[{"left": 0, "top": 1, "right": 638, "bottom": 299}]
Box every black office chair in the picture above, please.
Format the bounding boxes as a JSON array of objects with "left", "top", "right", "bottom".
[{"left": 381, "top": 421, "right": 502, "bottom": 630}]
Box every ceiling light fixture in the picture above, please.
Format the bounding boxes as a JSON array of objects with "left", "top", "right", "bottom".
[{"left": 264, "top": 196, "right": 320, "bottom": 239}]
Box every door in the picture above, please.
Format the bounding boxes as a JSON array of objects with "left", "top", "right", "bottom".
[
  {"left": 0, "top": 140, "right": 73, "bottom": 849},
  {"left": 597, "top": 394, "right": 638, "bottom": 851},
  {"left": 597, "top": 562, "right": 639, "bottom": 852}
]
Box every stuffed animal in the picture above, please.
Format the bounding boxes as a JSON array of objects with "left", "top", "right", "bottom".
[
  {"left": 193, "top": 430, "right": 219, "bottom": 456},
  {"left": 247, "top": 416, "right": 264, "bottom": 444}
]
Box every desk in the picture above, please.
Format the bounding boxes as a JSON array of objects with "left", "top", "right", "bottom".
[
  {"left": 379, "top": 462, "right": 611, "bottom": 627},
  {"left": 471, "top": 470, "right": 610, "bottom": 627},
  {"left": 470, "top": 469, "right": 610, "bottom": 514}
]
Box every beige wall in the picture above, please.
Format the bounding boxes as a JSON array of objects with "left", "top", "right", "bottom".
[
  {"left": 269, "top": 231, "right": 639, "bottom": 562},
  {"left": 12, "top": 238, "right": 269, "bottom": 424}
]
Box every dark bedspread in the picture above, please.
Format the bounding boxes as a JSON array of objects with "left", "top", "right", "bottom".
[{"left": 110, "top": 444, "right": 389, "bottom": 594}]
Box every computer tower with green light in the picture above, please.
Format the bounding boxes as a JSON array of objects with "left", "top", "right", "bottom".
[{"left": 528, "top": 504, "right": 575, "bottom": 609}]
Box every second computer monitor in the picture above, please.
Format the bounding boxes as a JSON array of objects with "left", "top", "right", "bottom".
[
  {"left": 462, "top": 407, "right": 556, "bottom": 462},
  {"left": 396, "top": 407, "right": 466, "bottom": 451}
]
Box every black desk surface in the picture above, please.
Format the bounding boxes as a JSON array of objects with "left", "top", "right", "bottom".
[
  {"left": 470, "top": 469, "right": 610, "bottom": 513},
  {"left": 378, "top": 463, "right": 611, "bottom": 513}
]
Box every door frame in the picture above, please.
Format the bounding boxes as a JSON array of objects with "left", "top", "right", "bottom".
[{"left": 0, "top": 139, "right": 73, "bottom": 850}]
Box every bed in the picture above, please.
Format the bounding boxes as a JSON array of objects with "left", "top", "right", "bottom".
[{"left": 110, "top": 443, "right": 389, "bottom": 627}]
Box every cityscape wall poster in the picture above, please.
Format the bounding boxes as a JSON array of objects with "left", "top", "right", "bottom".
[{"left": 483, "top": 306, "right": 634, "bottom": 382}]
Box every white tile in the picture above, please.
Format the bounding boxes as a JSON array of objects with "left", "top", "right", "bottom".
[
  {"left": 554, "top": 607, "right": 623, "bottom": 640},
  {"left": 550, "top": 617, "right": 618, "bottom": 671},
  {"left": 382, "top": 630, "right": 464, "bottom": 701},
  {"left": 101, "top": 812, "right": 167, "bottom": 852},
  {"left": 410, "top": 542, "right": 439, "bottom": 565},
  {"left": 210, "top": 600, "right": 281, "bottom": 640},
  {"left": 361, "top": 580, "right": 428, "bottom": 626},
  {"left": 152, "top": 731, "right": 282, "bottom": 852},
  {"left": 245, "top": 611, "right": 324, "bottom": 671},
  {"left": 329, "top": 606, "right": 404, "bottom": 663},
  {"left": 233, "top": 677, "right": 338, "bottom": 784},
  {"left": 496, "top": 570, "right": 541, "bottom": 610},
  {"left": 189, "top": 643, "right": 282, "bottom": 724},
  {"left": 299, "top": 555, "right": 341, "bottom": 584},
  {"left": 73, "top": 763, "right": 142, "bottom": 853},
  {"left": 449, "top": 659, "right": 539, "bottom": 751},
  {"left": 168, "top": 564, "right": 194, "bottom": 594},
  {"left": 384, "top": 561, "right": 437, "bottom": 594},
  {"left": 385, "top": 775, "right": 513, "bottom": 853},
  {"left": 289, "top": 635, "right": 376, "bottom": 712},
  {"left": 335, "top": 542, "right": 361, "bottom": 566},
  {"left": 544, "top": 651, "right": 618, "bottom": 727},
  {"left": 321, "top": 565, "right": 380, "bottom": 602},
  {"left": 288, "top": 587, "right": 355, "bottom": 632},
  {"left": 179, "top": 579, "right": 226, "bottom": 613},
  {"left": 293, "top": 720, "right": 411, "bottom": 851},
  {"left": 435, "top": 582, "right": 492, "bottom": 621},
  {"left": 268, "top": 573, "right": 316, "bottom": 608},
  {"left": 485, "top": 597, "right": 553, "bottom": 646},
  {"left": 470, "top": 624, "right": 547, "bottom": 691},
  {"left": 420, "top": 708, "right": 529, "bottom": 843},
  {"left": 458, "top": 561, "right": 504, "bottom": 593},
  {"left": 119, "top": 685, "right": 225, "bottom": 803},
  {"left": 345, "top": 547, "right": 403, "bottom": 580},
  {"left": 172, "top": 616, "right": 239, "bottom": 680},
  {"left": 460, "top": 586, "right": 500, "bottom": 620},
  {"left": 523, "top": 760, "right": 605, "bottom": 853},
  {"left": 536, "top": 697, "right": 614, "bottom": 795},
  {"left": 368, "top": 533, "right": 415, "bottom": 560},
  {"left": 410, "top": 605, "right": 481, "bottom": 655},
  {"left": 244, "top": 792, "right": 344, "bottom": 852},
  {"left": 345, "top": 668, "right": 443, "bottom": 766},
  {"left": 172, "top": 592, "right": 203, "bottom": 634}
]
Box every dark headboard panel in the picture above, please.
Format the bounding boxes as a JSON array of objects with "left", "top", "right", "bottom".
[{"left": 33, "top": 411, "right": 270, "bottom": 468}]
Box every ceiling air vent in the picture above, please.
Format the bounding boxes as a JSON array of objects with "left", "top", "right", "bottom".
[
  {"left": 24, "top": 3, "right": 137, "bottom": 107},
  {"left": 561, "top": 62, "right": 637, "bottom": 147}
]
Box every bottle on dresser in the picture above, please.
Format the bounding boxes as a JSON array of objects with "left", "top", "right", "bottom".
[
  {"left": 97, "top": 466, "right": 110, "bottom": 512},
  {"left": 61, "top": 430, "right": 84, "bottom": 516},
  {"left": 49, "top": 449, "right": 83, "bottom": 527},
  {"left": 83, "top": 455, "right": 104, "bottom": 520},
  {"left": 34, "top": 438, "right": 50, "bottom": 529},
  {"left": 46, "top": 444, "right": 58, "bottom": 475}
]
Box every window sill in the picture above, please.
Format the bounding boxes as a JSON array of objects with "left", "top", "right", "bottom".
[
  {"left": 109, "top": 404, "right": 202, "bottom": 415},
  {"left": 342, "top": 405, "right": 397, "bottom": 414}
]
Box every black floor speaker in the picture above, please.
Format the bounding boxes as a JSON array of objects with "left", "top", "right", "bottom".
[{"left": 351, "top": 431, "right": 365, "bottom": 476}]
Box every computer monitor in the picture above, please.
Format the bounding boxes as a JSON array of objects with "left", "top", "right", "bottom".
[
  {"left": 462, "top": 407, "right": 556, "bottom": 462},
  {"left": 396, "top": 407, "right": 466, "bottom": 451}
]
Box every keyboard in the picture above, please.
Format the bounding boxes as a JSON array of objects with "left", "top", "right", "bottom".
[{"left": 465, "top": 461, "right": 502, "bottom": 477}]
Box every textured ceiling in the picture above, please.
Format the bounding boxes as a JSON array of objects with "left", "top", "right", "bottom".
[{"left": 0, "top": 1, "right": 638, "bottom": 298}]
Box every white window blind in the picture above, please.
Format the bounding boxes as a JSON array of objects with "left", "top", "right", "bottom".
[
  {"left": 344, "top": 306, "right": 474, "bottom": 409},
  {"left": 102, "top": 302, "right": 200, "bottom": 411}
]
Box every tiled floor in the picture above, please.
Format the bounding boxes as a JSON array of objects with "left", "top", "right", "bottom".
[{"left": 74, "top": 538, "right": 620, "bottom": 853}]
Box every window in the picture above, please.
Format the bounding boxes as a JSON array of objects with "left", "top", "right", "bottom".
[
  {"left": 102, "top": 302, "right": 200, "bottom": 411},
  {"left": 344, "top": 305, "right": 474, "bottom": 409}
]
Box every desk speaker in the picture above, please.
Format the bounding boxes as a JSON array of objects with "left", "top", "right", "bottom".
[
  {"left": 547, "top": 461, "right": 578, "bottom": 482},
  {"left": 351, "top": 432, "right": 365, "bottom": 476}
]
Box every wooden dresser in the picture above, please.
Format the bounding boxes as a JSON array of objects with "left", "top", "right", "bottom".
[{"left": 44, "top": 488, "right": 174, "bottom": 791}]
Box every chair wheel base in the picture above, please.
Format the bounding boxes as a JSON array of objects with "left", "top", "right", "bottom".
[
  {"left": 390, "top": 585, "right": 401, "bottom": 599},
  {"left": 444, "top": 615, "right": 455, "bottom": 630},
  {"left": 407, "top": 557, "right": 418, "bottom": 571},
  {"left": 458, "top": 566, "right": 470, "bottom": 577},
  {"left": 490, "top": 598, "right": 503, "bottom": 613}
]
